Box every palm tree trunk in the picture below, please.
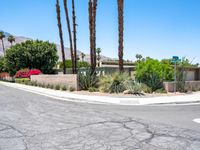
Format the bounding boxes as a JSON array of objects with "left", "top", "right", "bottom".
[
  {"left": 89, "top": 0, "right": 94, "bottom": 72},
  {"left": 93, "top": 0, "right": 97, "bottom": 69},
  {"left": 72, "top": 0, "right": 77, "bottom": 74},
  {"left": 118, "top": 0, "right": 124, "bottom": 73},
  {"left": 56, "top": 0, "right": 66, "bottom": 74},
  {"left": 89, "top": 0, "right": 98, "bottom": 74},
  {"left": 63, "top": 0, "right": 75, "bottom": 74}
]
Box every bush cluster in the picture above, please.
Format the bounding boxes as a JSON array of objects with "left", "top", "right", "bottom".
[
  {"left": 15, "top": 79, "right": 75, "bottom": 92},
  {"left": 5, "top": 40, "right": 58, "bottom": 76},
  {"left": 135, "top": 58, "right": 174, "bottom": 92}
]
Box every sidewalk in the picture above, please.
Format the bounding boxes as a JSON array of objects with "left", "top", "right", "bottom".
[{"left": 1, "top": 81, "right": 200, "bottom": 105}]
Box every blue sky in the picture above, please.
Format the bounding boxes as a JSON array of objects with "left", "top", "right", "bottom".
[{"left": 0, "top": 0, "right": 200, "bottom": 63}]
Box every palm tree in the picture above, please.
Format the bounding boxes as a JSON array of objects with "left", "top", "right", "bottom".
[
  {"left": 89, "top": 0, "right": 93, "bottom": 71},
  {"left": 80, "top": 52, "right": 86, "bottom": 62},
  {"left": 93, "top": 0, "right": 97, "bottom": 68},
  {"left": 56, "top": 0, "right": 66, "bottom": 74},
  {"left": 63, "top": 0, "right": 75, "bottom": 74},
  {"left": 8, "top": 35, "right": 15, "bottom": 47},
  {"left": 0, "top": 32, "right": 5, "bottom": 54},
  {"left": 96, "top": 48, "right": 101, "bottom": 67},
  {"left": 89, "top": 0, "right": 98, "bottom": 73},
  {"left": 117, "top": 0, "right": 124, "bottom": 72},
  {"left": 72, "top": 0, "right": 78, "bottom": 74},
  {"left": 136, "top": 54, "right": 143, "bottom": 62}
]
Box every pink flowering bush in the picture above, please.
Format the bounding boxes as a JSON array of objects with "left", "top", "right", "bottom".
[{"left": 15, "top": 68, "right": 42, "bottom": 78}]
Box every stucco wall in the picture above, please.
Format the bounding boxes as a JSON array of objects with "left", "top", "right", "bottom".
[
  {"left": 31, "top": 74, "right": 79, "bottom": 90},
  {"left": 164, "top": 81, "right": 200, "bottom": 92},
  {"left": 185, "top": 71, "right": 195, "bottom": 81}
]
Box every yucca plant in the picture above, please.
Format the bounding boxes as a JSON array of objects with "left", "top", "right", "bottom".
[
  {"left": 99, "top": 73, "right": 129, "bottom": 93},
  {"left": 78, "top": 69, "right": 99, "bottom": 90}
]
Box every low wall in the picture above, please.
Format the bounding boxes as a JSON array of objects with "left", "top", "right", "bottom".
[
  {"left": 164, "top": 81, "right": 200, "bottom": 92},
  {"left": 31, "top": 74, "right": 79, "bottom": 90}
]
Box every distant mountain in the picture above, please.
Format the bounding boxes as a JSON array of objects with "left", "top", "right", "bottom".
[{"left": 0, "top": 30, "right": 112, "bottom": 62}]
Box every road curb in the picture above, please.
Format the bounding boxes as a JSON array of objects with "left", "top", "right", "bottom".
[{"left": 1, "top": 81, "right": 200, "bottom": 105}]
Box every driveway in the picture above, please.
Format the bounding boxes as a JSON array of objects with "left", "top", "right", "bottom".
[{"left": 0, "top": 84, "right": 200, "bottom": 150}]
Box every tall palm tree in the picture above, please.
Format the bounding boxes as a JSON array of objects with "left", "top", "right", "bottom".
[
  {"left": 8, "top": 35, "right": 15, "bottom": 47},
  {"left": 93, "top": 0, "right": 97, "bottom": 68},
  {"left": 80, "top": 52, "right": 85, "bottom": 62},
  {"left": 63, "top": 0, "right": 75, "bottom": 74},
  {"left": 0, "top": 32, "right": 5, "bottom": 54},
  {"left": 117, "top": 0, "right": 124, "bottom": 72},
  {"left": 72, "top": 0, "right": 78, "bottom": 74},
  {"left": 96, "top": 48, "right": 101, "bottom": 67},
  {"left": 56, "top": 0, "right": 66, "bottom": 74},
  {"left": 89, "top": 0, "right": 98, "bottom": 74},
  {"left": 89, "top": 0, "right": 93, "bottom": 71}
]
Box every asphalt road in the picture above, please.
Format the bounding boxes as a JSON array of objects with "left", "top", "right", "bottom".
[{"left": 0, "top": 84, "right": 200, "bottom": 150}]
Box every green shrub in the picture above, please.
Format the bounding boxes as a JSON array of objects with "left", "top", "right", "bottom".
[
  {"left": 69, "top": 86, "right": 75, "bottom": 92},
  {"left": 0, "top": 57, "right": 7, "bottom": 72},
  {"left": 135, "top": 58, "right": 173, "bottom": 92},
  {"left": 49, "top": 84, "right": 54, "bottom": 89},
  {"left": 5, "top": 40, "right": 58, "bottom": 76},
  {"left": 124, "top": 80, "right": 144, "bottom": 94},
  {"left": 30, "top": 81, "right": 37, "bottom": 86},
  {"left": 99, "top": 73, "right": 129, "bottom": 93},
  {"left": 37, "top": 83, "right": 43, "bottom": 87},
  {"left": 45, "top": 84, "right": 51, "bottom": 89},
  {"left": 41, "top": 83, "right": 46, "bottom": 88},
  {"left": 15, "top": 78, "right": 30, "bottom": 84},
  {"left": 54, "top": 84, "right": 60, "bottom": 90},
  {"left": 141, "top": 84, "right": 152, "bottom": 93},
  {"left": 78, "top": 69, "right": 99, "bottom": 90},
  {"left": 155, "top": 88, "right": 167, "bottom": 94},
  {"left": 61, "top": 85, "right": 68, "bottom": 91},
  {"left": 88, "top": 87, "right": 98, "bottom": 92}
]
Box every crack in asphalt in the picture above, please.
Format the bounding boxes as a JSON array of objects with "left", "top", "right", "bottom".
[
  {"left": 2, "top": 118, "right": 197, "bottom": 149},
  {"left": 0, "top": 84, "right": 200, "bottom": 149}
]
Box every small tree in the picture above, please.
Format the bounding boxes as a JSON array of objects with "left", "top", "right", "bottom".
[{"left": 5, "top": 40, "right": 58, "bottom": 76}]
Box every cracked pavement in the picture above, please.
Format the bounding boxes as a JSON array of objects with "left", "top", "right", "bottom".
[{"left": 0, "top": 84, "right": 200, "bottom": 149}]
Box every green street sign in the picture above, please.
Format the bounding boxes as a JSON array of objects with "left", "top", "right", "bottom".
[{"left": 171, "top": 56, "right": 180, "bottom": 63}]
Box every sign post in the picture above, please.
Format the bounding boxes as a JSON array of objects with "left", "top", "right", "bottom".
[{"left": 171, "top": 56, "right": 180, "bottom": 93}]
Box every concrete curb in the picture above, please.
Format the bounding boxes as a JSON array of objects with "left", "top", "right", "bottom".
[{"left": 1, "top": 81, "right": 200, "bottom": 105}]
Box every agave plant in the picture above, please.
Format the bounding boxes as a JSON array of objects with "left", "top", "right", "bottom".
[
  {"left": 99, "top": 73, "right": 129, "bottom": 93},
  {"left": 78, "top": 69, "right": 99, "bottom": 90}
]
